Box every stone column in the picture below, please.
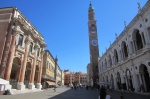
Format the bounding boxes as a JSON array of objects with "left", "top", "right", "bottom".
[
  {"left": 28, "top": 45, "right": 38, "bottom": 90},
  {"left": 132, "top": 74, "right": 138, "bottom": 92},
  {"left": 141, "top": 74, "right": 147, "bottom": 91},
  {"left": 4, "top": 28, "right": 19, "bottom": 80},
  {"left": 113, "top": 77, "right": 117, "bottom": 90},
  {"left": 4, "top": 26, "right": 20, "bottom": 90},
  {"left": 125, "top": 76, "right": 129, "bottom": 90},
  {"left": 139, "top": 74, "right": 143, "bottom": 85},
  {"left": 17, "top": 36, "right": 30, "bottom": 90},
  {"left": 37, "top": 49, "right": 44, "bottom": 89}
]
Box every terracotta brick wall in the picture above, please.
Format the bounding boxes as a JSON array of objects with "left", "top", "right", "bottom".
[{"left": 0, "top": 8, "right": 13, "bottom": 64}]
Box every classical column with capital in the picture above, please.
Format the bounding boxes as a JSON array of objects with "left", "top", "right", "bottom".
[
  {"left": 17, "top": 36, "right": 30, "bottom": 90},
  {"left": 36, "top": 48, "right": 44, "bottom": 89},
  {"left": 28, "top": 44, "right": 38, "bottom": 90},
  {"left": 4, "top": 26, "right": 20, "bottom": 90},
  {"left": 4, "top": 26, "right": 20, "bottom": 81}
]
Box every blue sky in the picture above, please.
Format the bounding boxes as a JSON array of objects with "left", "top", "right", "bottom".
[{"left": 0, "top": 0, "right": 147, "bottom": 73}]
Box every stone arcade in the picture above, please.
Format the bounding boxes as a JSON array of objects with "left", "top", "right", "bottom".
[{"left": 98, "top": 1, "right": 150, "bottom": 92}]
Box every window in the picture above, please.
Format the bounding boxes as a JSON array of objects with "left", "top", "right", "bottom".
[
  {"left": 29, "top": 42, "right": 33, "bottom": 52},
  {"left": 18, "top": 34, "right": 23, "bottom": 46},
  {"left": 37, "top": 48, "right": 40, "bottom": 56}
]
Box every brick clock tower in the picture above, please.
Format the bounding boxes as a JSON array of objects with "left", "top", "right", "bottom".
[{"left": 88, "top": 2, "right": 99, "bottom": 87}]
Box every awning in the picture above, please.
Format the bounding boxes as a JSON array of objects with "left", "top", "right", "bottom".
[
  {"left": 46, "top": 81, "right": 56, "bottom": 85},
  {"left": 0, "top": 78, "right": 9, "bottom": 84}
]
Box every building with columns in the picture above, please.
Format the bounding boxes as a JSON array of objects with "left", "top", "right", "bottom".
[
  {"left": 98, "top": 1, "right": 150, "bottom": 92},
  {"left": 0, "top": 7, "right": 46, "bottom": 90}
]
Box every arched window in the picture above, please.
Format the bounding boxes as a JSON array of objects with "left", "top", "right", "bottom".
[
  {"left": 132, "top": 29, "right": 143, "bottom": 50},
  {"left": 29, "top": 42, "right": 33, "bottom": 52},
  {"left": 102, "top": 61, "right": 103, "bottom": 71},
  {"left": 105, "top": 58, "right": 107, "bottom": 69},
  {"left": 147, "top": 27, "right": 150, "bottom": 41},
  {"left": 109, "top": 54, "right": 112, "bottom": 67},
  {"left": 114, "top": 49, "right": 118, "bottom": 63},
  {"left": 121, "top": 41, "right": 128, "bottom": 58}
]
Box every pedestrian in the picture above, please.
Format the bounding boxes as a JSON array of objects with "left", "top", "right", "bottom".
[
  {"left": 105, "top": 91, "right": 112, "bottom": 99},
  {"left": 53, "top": 86, "right": 56, "bottom": 92},
  {"left": 120, "top": 93, "right": 124, "bottom": 99},
  {"left": 99, "top": 85, "right": 106, "bottom": 99}
]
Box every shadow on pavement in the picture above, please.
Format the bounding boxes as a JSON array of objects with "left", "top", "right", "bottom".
[{"left": 48, "top": 88, "right": 99, "bottom": 99}]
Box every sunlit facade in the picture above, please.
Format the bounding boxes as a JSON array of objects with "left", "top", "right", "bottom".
[
  {"left": 98, "top": 1, "right": 150, "bottom": 92},
  {"left": 0, "top": 7, "right": 46, "bottom": 90}
]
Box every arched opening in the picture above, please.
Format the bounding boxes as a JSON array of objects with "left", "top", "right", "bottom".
[
  {"left": 139, "top": 64, "right": 150, "bottom": 91},
  {"left": 24, "top": 62, "right": 31, "bottom": 88},
  {"left": 110, "top": 74, "right": 114, "bottom": 89},
  {"left": 147, "top": 27, "right": 150, "bottom": 41},
  {"left": 121, "top": 41, "right": 128, "bottom": 58},
  {"left": 126, "top": 69, "right": 133, "bottom": 91},
  {"left": 132, "top": 29, "right": 143, "bottom": 50},
  {"left": 109, "top": 54, "right": 112, "bottom": 67},
  {"left": 10, "top": 57, "right": 21, "bottom": 89},
  {"left": 102, "top": 62, "right": 103, "bottom": 71},
  {"left": 106, "top": 76, "right": 108, "bottom": 83},
  {"left": 117, "top": 72, "right": 121, "bottom": 89},
  {"left": 34, "top": 65, "right": 39, "bottom": 88},
  {"left": 105, "top": 58, "right": 107, "bottom": 69},
  {"left": 114, "top": 49, "right": 118, "bottom": 63}
]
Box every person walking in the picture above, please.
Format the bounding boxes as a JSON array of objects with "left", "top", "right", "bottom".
[
  {"left": 99, "top": 85, "right": 106, "bottom": 99},
  {"left": 53, "top": 85, "right": 56, "bottom": 92}
]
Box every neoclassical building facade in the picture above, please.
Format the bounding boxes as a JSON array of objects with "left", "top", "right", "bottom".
[
  {"left": 0, "top": 7, "right": 46, "bottom": 90},
  {"left": 98, "top": 1, "right": 150, "bottom": 92}
]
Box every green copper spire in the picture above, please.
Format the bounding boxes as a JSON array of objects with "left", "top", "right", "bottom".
[{"left": 89, "top": 0, "right": 93, "bottom": 9}]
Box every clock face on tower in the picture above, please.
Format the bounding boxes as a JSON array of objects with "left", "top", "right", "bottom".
[
  {"left": 90, "top": 24, "right": 96, "bottom": 33},
  {"left": 91, "top": 39, "right": 98, "bottom": 46}
]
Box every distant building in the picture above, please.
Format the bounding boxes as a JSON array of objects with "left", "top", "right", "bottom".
[
  {"left": 42, "top": 50, "right": 55, "bottom": 88},
  {"left": 64, "top": 70, "right": 87, "bottom": 86},
  {"left": 80, "top": 73, "right": 87, "bottom": 85}
]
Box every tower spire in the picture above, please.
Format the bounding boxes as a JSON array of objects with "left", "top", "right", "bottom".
[{"left": 89, "top": 0, "right": 93, "bottom": 9}]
